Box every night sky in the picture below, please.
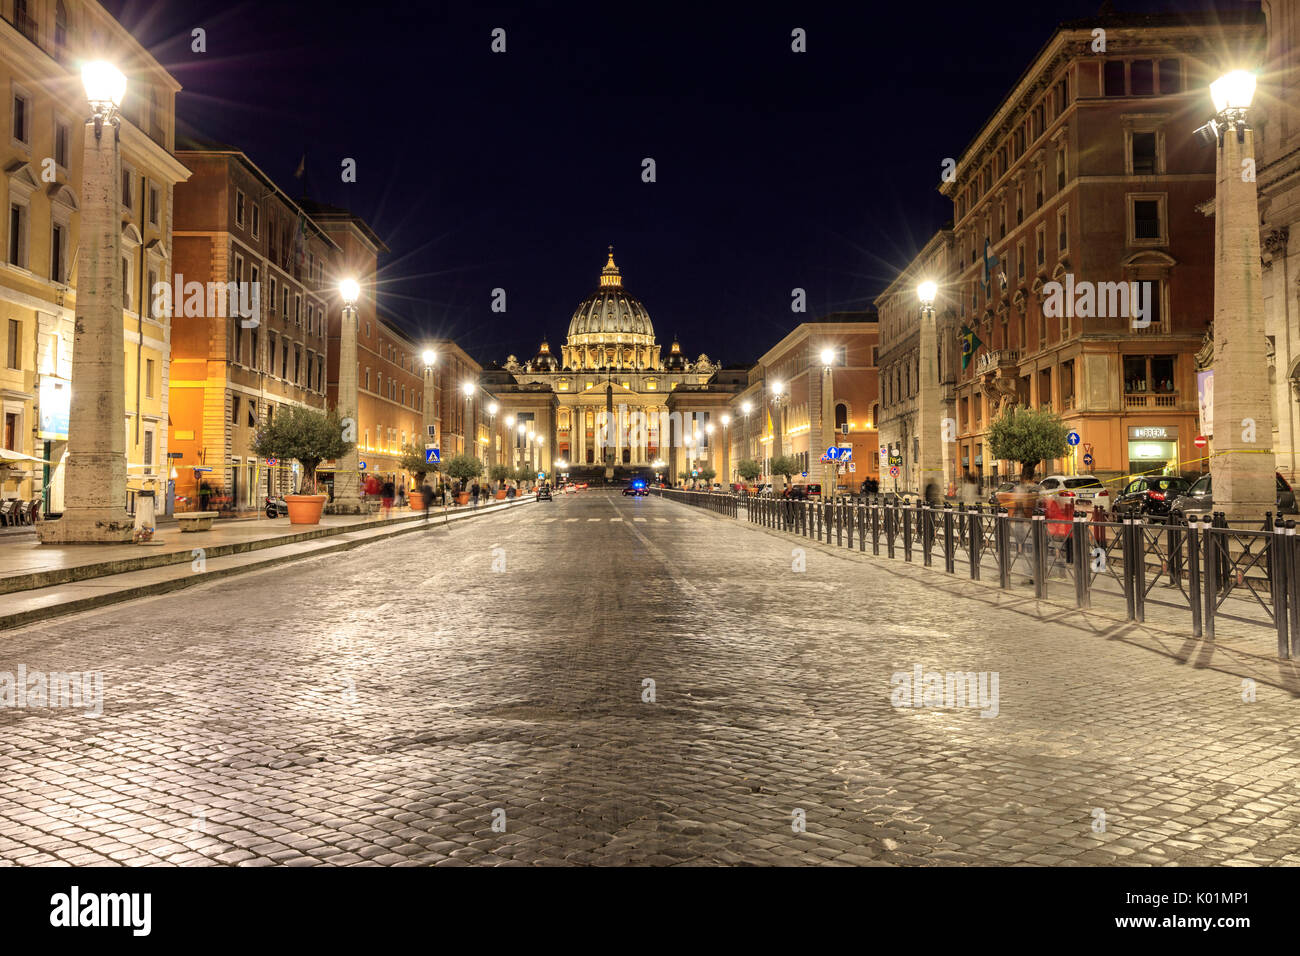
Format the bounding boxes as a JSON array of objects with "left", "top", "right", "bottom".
[{"left": 101, "top": 0, "right": 1245, "bottom": 367}]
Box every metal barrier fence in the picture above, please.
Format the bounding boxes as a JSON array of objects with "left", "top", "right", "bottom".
[
  {"left": 664, "top": 489, "right": 1298, "bottom": 659},
  {"left": 650, "top": 487, "right": 738, "bottom": 517}
]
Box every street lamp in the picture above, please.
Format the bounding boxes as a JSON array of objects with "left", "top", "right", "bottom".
[
  {"left": 1200, "top": 69, "right": 1274, "bottom": 519},
  {"left": 420, "top": 348, "right": 438, "bottom": 454},
  {"left": 820, "top": 347, "right": 837, "bottom": 496},
  {"left": 916, "top": 280, "right": 941, "bottom": 503},
  {"left": 769, "top": 381, "right": 787, "bottom": 491},
  {"left": 40, "top": 61, "right": 132, "bottom": 543}
]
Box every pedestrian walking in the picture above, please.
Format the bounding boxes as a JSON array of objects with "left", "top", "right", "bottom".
[
  {"left": 959, "top": 470, "right": 979, "bottom": 506},
  {"left": 381, "top": 478, "right": 395, "bottom": 518},
  {"left": 420, "top": 481, "right": 433, "bottom": 521},
  {"left": 470, "top": 482, "right": 481, "bottom": 509}
]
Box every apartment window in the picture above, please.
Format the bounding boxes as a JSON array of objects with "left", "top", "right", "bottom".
[
  {"left": 1057, "top": 209, "right": 1068, "bottom": 254},
  {"left": 1055, "top": 75, "right": 1069, "bottom": 114},
  {"left": 268, "top": 333, "right": 277, "bottom": 374},
  {"left": 294, "top": 294, "right": 301, "bottom": 326},
  {"left": 251, "top": 203, "right": 260, "bottom": 238},
  {"left": 1056, "top": 145, "right": 1067, "bottom": 189},
  {"left": 1036, "top": 225, "right": 1046, "bottom": 267},
  {"left": 1132, "top": 198, "right": 1163, "bottom": 241},
  {"left": 144, "top": 358, "right": 155, "bottom": 398},
  {"left": 54, "top": 0, "right": 68, "bottom": 54},
  {"left": 281, "top": 341, "right": 289, "bottom": 377},
  {"left": 6, "top": 319, "right": 18, "bottom": 369},
  {"left": 282, "top": 287, "right": 289, "bottom": 316},
  {"left": 143, "top": 429, "right": 154, "bottom": 469},
  {"left": 1158, "top": 59, "right": 1182, "bottom": 94},
  {"left": 317, "top": 356, "right": 324, "bottom": 392},
  {"left": 248, "top": 399, "right": 257, "bottom": 427},
  {"left": 1104, "top": 61, "right": 1126, "bottom": 96},
  {"left": 251, "top": 328, "right": 259, "bottom": 371},
  {"left": 1130, "top": 60, "right": 1154, "bottom": 97},
  {"left": 54, "top": 122, "right": 69, "bottom": 168},
  {"left": 149, "top": 185, "right": 159, "bottom": 225},
  {"left": 294, "top": 346, "right": 301, "bottom": 384},
  {"left": 121, "top": 257, "right": 131, "bottom": 309},
  {"left": 232, "top": 395, "right": 241, "bottom": 425},
  {"left": 11, "top": 89, "right": 30, "bottom": 144},
  {"left": 1131, "top": 131, "right": 1157, "bottom": 175},
  {"left": 8, "top": 200, "right": 28, "bottom": 268},
  {"left": 365, "top": 368, "right": 370, "bottom": 390},
  {"left": 122, "top": 168, "right": 132, "bottom": 210},
  {"left": 235, "top": 190, "right": 245, "bottom": 227},
  {"left": 269, "top": 277, "right": 277, "bottom": 312},
  {"left": 1034, "top": 169, "right": 1043, "bottom": 208},
  {"left": 51, "top": 222, "right": 67, "bottom": 283},
  {"left": 146, "top": 267, "right": 157, "bottom": 318},
  {"left": 1124, "top": 354, "right": 1175, "bottom": 393},
  {"left": 1016, "top": 241, "right": 1025, "bottom": 279}
]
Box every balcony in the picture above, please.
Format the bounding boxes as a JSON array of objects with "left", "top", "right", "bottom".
[{"left": 974, "top": 349, "right": 1020, "bottom": 375}]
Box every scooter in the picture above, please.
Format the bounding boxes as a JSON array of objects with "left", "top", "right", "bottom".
[{"left": 265, "top": 495, "right": 289, "bottom": 518}]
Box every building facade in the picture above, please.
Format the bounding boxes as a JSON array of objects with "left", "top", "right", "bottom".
[
  {"left": 501, "top": 250, "right": 719, "bottom": 480},
  {"left": 1, "top": 0, "right": 186, "bottom": 514},
  {"left": 875, "top": 230, "right": 958, "bottom": 497},
  {"left": 734, "top": 313, "right": 881, "bottom": 492},
  {"left": 170, "top": 147, "right": 335, "bottom": 510},
  {"left": 940, "top": 10, "right": 1260, "bottom": 488}
]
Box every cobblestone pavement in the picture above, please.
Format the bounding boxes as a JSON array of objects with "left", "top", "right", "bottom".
[{"left": 2, "top": 490, "right": 1300, "bottom": 867}]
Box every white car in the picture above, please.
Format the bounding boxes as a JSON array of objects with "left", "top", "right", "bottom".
[{"left": 1037, "top": 474, "right": 1112, "bottom": 515}]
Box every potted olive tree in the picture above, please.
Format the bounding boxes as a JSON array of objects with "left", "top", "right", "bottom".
[
  {"left": 252, "top": 406, "right": 353, "bottom": 525},
  {"left": 445, "top": 453, "right": 483, "bottom": 505},
  {"left": 489, "top": 464, "right": 511, "bottom": 499},
  {"left": 514, "top": 464, "right": 534, "bottom": 493},
  {"left": 737, "top": 458, "right": 762, "bottom": 494},
  {"left": 398, "top": 444, "right": 438, "bottom": 510},
  {"left": 770, "top": 454, "right": 800, "bottom": 497}
]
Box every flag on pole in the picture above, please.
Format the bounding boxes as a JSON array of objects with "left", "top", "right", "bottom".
[
  {"left": 293, "top": 154, "right": 305, "bottom": 179},
  {"left": 960, "top": 325, "right": 984, "bottom": 370}
]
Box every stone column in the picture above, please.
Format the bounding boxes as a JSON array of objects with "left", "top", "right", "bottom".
[
  {"left": 331, "top": 301, "right": 362, "bottom": 512},
  {"left": 41, "top": 117, "right": 131, "bottom": 543},
  {"left": 918, "top": 307, "right": 942, "bottom": 503},
  {"left": 1212, "top": 123, "right": 1275, "bottom": 520}
]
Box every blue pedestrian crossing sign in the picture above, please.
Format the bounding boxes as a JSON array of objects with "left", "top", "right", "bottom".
[
  {"left": 425, "top": 447, "right": 440, "bottom": 464},
  {"left": 1067, "top": 432, "right": 1081, "bottom": 446}
]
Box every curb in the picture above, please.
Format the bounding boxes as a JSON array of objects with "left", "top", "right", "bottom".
[{"left": 0, "top": 497, "right": 535, "bottom": 632}]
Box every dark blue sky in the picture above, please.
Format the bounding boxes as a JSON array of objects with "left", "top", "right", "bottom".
[{"left": 102, "top": 0, "right": 1246, "bottom": 366}]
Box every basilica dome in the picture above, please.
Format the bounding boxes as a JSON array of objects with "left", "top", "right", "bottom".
[{"left": 562, "top": 249, "right": 661, "bottom": 371}]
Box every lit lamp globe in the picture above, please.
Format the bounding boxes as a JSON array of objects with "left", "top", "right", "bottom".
[
  {"left": 421, "top": 349, "right": 436, "bottom": 368},
  {"left": 461, "top": 382, "right": 474, "bottom": 398},
  {"left": 918, "top": 280, "right": 938, "bottom": 307},
  {"left": 742, "top": 401, "right": 753, "bottom": 415},
  {"left": 82, "top": 60, "right": 126, "bottom": 113},
  {"left": 705, "top": 424, "right": 715, "bottom": 435},
  {"left": 1211, "top": 70, "right": 1256, "bottom": 112},
  {"left": 487, "top": 402, "right": 498, "bottom": 416},
  {"left": 517, "top": 423, "right": 526, "bottom": 435},
  {"left": 721, "top": 414, "right": 730, "bottom": 426},
  {"left": 339, "top": 278, "right": 360, "bottom": 306},
  {"left": 771, "top": 381, "right": 784, "bottom": 397},
  {"left": 820, "top": 347, "right": 835, "bottom": 367}
]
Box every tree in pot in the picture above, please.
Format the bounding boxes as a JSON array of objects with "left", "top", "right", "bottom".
[
  {"left": 698, "top": 466, "right": 717, "bottom": 490},
  {"left": 489, "top": 464, "right": 511, "bottom": 499},
  {"left": 770, "top": 454, "right": 800, "bottom": 497},
  {"left": 987, "top": 405, "right": 1069, "bottom": 514},
  {"left": 251, "top": 406, "right": 353, "bottom": 525},
  {"left": 398, "top": 443, "right": 439, "bottom": 510},
  {"left": 514, "top": 464, "right": 535, "bottom": 492},
  {"left": 737, "top": 458, "right": 762, "bottom": 493},
  {"left": 445, "top": 453, "right": 484, "bottom": 505}
]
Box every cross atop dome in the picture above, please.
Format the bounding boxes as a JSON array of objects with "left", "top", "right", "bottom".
[{"left": 599, "top": 246, "right": 622, "bottom": 288}]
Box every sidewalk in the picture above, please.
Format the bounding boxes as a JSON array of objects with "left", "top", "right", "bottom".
[{"left": 0, "top": 495, "right": 531, "bottom": 630}]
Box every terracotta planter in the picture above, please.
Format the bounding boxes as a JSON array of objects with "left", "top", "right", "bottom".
[
  {"left": 494, "top": 489, "right": 508, "bottom": 500},
  {"left": 408, "top": 491, "right": 425, "bottom": 510},
  {"left": 285, "top": 494, "right": 328, "bottom": 525},
  {"left": 456, "top": 492, "right": 471, "bottom": 506}
]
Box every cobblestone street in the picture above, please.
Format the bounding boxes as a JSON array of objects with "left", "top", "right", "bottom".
[{"left": 3, "top": 490, "right": 1300, "bottom": 866}]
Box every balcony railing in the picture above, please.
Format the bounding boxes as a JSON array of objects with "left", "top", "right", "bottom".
[{"left": 975, "top": 349, "right": 1020, "bottom": 375}]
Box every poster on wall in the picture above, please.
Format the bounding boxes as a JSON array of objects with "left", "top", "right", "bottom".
[
  {"left": 38, "top": 378, "right": 70, "bottom": 440},
  {"left": 1196, "top": 370, "right": 1214, "bottom": 438}
]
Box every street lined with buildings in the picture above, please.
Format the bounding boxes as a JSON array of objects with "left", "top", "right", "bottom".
[{"left": 3, "top": 491, "right": 1298, "bottom": 867}]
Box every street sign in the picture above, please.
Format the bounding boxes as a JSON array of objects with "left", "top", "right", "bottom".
[
  {"left": 887, "top": 453, "right": 903, "bottom": 467},
  {"left": 800, "top": 471, "right": 808, "bottom": 478},
  {"left": 1067, "top": 431, "right": 1081, "bottom": 446},
  {"left": 840, "top": 423, "right": 850, "bottom": 435},
  {"left": 167, "top": 451, "right": 183, "bottom": 459},
  {"left": 889, "top": 465, "right": 900, "bottom": 477},
  {"left": 1194, "top": 436, "right": 1208, "bottom": 448},
  {"left": 849, "top": 462, "right": 856, "bottom": 473},
  {"left": 1082, "top": 453, "right": 1094, "bottom": 466},
  {"left": 537, "top": 471, "right": 545, "bottom": 479},
  {"left": 359, "top": 461, "right": 367, "bottom": 470},
  {"left": 425, "top": 447, "right": 440, "bottom": 464}
]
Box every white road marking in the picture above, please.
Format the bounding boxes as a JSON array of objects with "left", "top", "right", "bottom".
[
  {"left": 634, "top": 517, "right": 647, "bottom": 523},
  {"left": 565, "top": 518, "right": 579, "bottom": 523},
  {"left": 587, "top": 517, "right": 602, "bottom": 522},
  {"left": 654, "top": 518, "right": 668, "bottom": 523},
  {"left": 610, "top": 518, "right": 623, "bottom": 522}
]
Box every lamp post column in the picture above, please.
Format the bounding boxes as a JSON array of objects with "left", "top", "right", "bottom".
[
  {"left": 820, "top": 349, "right": 836, "bottom": 495},
  {"left": 1209, "top": 78, "right": 1274, "bottom": 520},
  {"left": 42, "top": 69, "right": 131, "bottom": 543},
  {"left": 917, "top": 286, "right": 941, "bottom": 507},
  {"left": 333, "top": 283, "right": 362, "bottom": 513}
]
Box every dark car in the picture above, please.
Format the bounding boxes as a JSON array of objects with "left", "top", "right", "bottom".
[
  {"left": 1168, "top": 472, "right": 1298, "bottom": 523},
  {"left": 536, "top": 484, "right": 553, "bottom": 501},
  {"left": 622, "top": 479, "right": 647, "bottom": 497},
  {"left": 1111, "top": 475, "right": 1191, "bottom": 520}
]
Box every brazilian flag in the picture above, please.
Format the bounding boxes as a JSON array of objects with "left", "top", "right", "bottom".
[{"left": 960, "top": 325, "right": 984, "bottom": 370}]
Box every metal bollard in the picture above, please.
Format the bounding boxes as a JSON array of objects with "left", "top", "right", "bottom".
[
  {"left": 847, "top": 501, "right": 854, "bottom": 549},
  {"left": 1032, "top": 514, "right": 1047, "bottom": 600},
  {"left": 836, "top": 500, "right": 843, "bottom": 547},
  {"left": 886, "top": 505, "right": 896, "bottom": 560},
  {"left": 996, "top": 512, "right": 1010, "bottom": 589},
  {"left": 1289, "top": 520, "right": 1300, "bottom": 660},
  {"left": 1272, "top": 518, "right": 1289, "bottom": 659},
  {"left": 969, "top": 508, "right": 981, "bottom": 581},
  {"left": 902, "top": 507, "right": 913, "bottom": 562},
  {"left": 1121, "top": 518, "right": 1137, "bottom": 622},
  {"left": 1072, "top": 512, "right": 1090, "bottom": 608},
  {"left": 921, "top": 507, "right": 933, "bottom": 568},
  {"left": 1187, "top": 514, "right": 1203, "bottom": 638},
  {"left": 872, "top": 504, "right": 880, "bottom": 555},
  {"left": 943, "top": 506, "right": 954, "bottom": 574},
  {"left": 1203, "top": 515, "right": 1217, "bottom": 641}
]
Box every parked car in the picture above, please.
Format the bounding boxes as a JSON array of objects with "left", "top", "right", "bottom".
[
  {"left": 1168, "top": 472, "right": 1298, "bottom": 523},
  {"left": 536, "top": 484, "right": 553, "bottom": 501},
  {"left": 1037, "top": 474, "right": 1113, "bottom": 515},
  {"left": 1111, "top": 475, "right": 1191, "bottom": 520},
  {"left": 786, "top": 483, "right": 821, "bottom": 500},
  {"left": 988, "top": 481, "right": 1018, "bottom": 507}
]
